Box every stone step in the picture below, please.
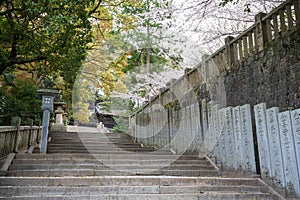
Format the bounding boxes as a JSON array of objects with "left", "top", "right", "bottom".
[
  {"left": 49, "top": 137, "right": 134, "bottom": 141},
  {"left": 5, "top": 169, "right": 220, "bottom": 177},
  {"left": 49, "top": 140, "right": 135, "bottom": 143},
  {"left": 50, "top": 132, "right": 127, "bottom": 136},
  {"left": 15, "top": 154, "right": 205, "bottom": 160},
  {"left": 9, "top": 164, "right": 216, "bottom": 171},
  {"left": 48, "top": 143, "right": 148, "bottom": 147},
  {"left": 0, "top": 176, "right": 264, "bottom": 187},
  {"left": 46, "top": 147, "right": 167, "bottom": 152},
  {"left": 44, "top": 150, "right": 173, "bottom": 155},
  {"left": 48, "top": 143, "right": 142, "bottom": 148},
  {"left": 0, "top": 193, "right": 280, "bottom": 200},
  {"left": 48, "top": 142, "right": 137, "bottom": 146},
  {"left": 12, "top": 159, "right": 211, "bottom": 165},
  {"left": 0, "top": 185, "right": 271, "bottom": 197},
  {"left": 0, "top": 127, "right": 283, "bottom": 200},
  {"left": 50, "top": 137, "right": 132, "bottom": 140}
]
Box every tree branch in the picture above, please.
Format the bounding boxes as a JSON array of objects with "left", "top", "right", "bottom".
[
  {"left": 0, "top": 55, "right": 47, "bottom": 74},
  {"left": 0, "top": 8, "right": 23, "bottom": 16},
  {"left": 89, "top": 0, "right": 103, "bottom": 16}
]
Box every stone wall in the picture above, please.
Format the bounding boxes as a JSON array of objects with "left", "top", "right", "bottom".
[{"left": 224, "top": 29, "right": 300, "bottom": 109}]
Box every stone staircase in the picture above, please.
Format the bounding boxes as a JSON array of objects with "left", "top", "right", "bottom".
[{"left": 0, "top": 126, "right": 283, "bottom": 199}]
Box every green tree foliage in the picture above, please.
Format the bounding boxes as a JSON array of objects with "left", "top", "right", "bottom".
[
  {"left": 0, "top": 0, "right": 177, "bottom": 125},
  {"left": 0, "top": 78, "right": 42, "bottom": 125},
  {"left": 0, "top": 0, "right": 95, "bottom": 75}
]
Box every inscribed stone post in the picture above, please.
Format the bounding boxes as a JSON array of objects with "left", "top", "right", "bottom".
[
  {"left": 190, "top": 104, "right": 196, "bottom": 152},
  {"left": 134, "top": 115, "right": 137, "bottom": 142},
  {"left": 207, "top": 101, "right": 214, "bottom": 152},
  {"left": 266, "top": 107, "right": 285, "bottom": 187},
  {"left": 254, "top": 103, "right": 272, "bottom": 179},
  {"left": 213, "top": 105, "right": 220, "bottom": 143},
  {"left": 232, "top": 106, "right": 244, "bottom": 171},
  {"left": 148, "top": 110, "right": 152, "bottom": 147},
  {"left": 224, "top": 106, "right": 236, "bottom": 170},
  {"left": 157, "top": 108, "right": 162, "bottom": 148},
  {"left": 173, "top": 108, "right": 180, "bottom": 154},
  {"left": 155, "top": 109, "right": 160, "bottom": 147},
  {"left": 176, "top": 107, "right": 184, "bottom": 153},
  {"left": 163, "top": 108, "right": 170, "bottom": 150},
  {"left": 178, "top": 107, "right": 185, "bottom": 153},
  {"left": 186, "top": 105, "right": 192, "bottom": 152},
  {"left": 194, "top": 102, "right": 202, "bottom": 154},
  {"left": 291, "top": 109, "right": 300, "bottom": 177},
  {"left": 171, "top": 107, "right": 176, "bottom": 151},
  {"left": 168, "top": 108, "right": 173, "bottom": 150},
  {"left": 165, "top": 108, "right": 169, "bottom": 148},
  {"left": 278, "top": 111, "right": 300, "bottom": 197},
  {"left": 201, "top": 99, "right": 208, "bottom": 153},
  {"left": 156, "top": 109, "right": 161, "bottom": 148},
  {"left": 212, "top": 104, "right": 220, "bottom": 162},
  {"left": 185, "top": 105, "right": 192, "bottom": 152},
  {"left": 218, "top": 108, "right": 226, "bottom": 167},
  {"left": 136, "top": 115, "right": 139, "bottom": 142},
  {"left": 182, "top": 106, "right": 187, "bottom": 153},
  {"left": 156, "top": 109, "right": 160, "bottom": 147},
  {"left": 240, "top": 104, "right": 256, "bottom": 174}
]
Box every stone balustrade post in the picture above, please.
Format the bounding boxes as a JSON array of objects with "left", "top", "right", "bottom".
[
  {"left": 27, "top": 118, "right": 34, "bottom": 147},
  {"left": 255, "top": 12, "right": 268, "bottom": 52},
  {"left": 11, "top": 116, "right": 21, "bottom": 152},
  {"left": 201, "top": 54, "right": 210, "bottom": 83},
  {"left": 293, "top": 0, "right": 300, "bottom": 27},
  {"left": 225, "top": 36, "right": 235, "bottom": 68}
]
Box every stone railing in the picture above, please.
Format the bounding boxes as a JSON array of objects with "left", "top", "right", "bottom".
[
  {"left": 212, "top": 0, "right": 299, "bottom": 66},
  {"left": 0, "top": 126, "right": 41, "bottom": 159}
]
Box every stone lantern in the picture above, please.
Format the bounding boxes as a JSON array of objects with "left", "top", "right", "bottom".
[
  {"left": 38, "top": 88, "right": 60, "bottom": 154},
  {"left": 51, "top": 102, "right": 67, "bottom": 131}
]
